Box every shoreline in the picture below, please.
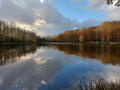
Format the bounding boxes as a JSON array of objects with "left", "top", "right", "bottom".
[
  {"left": 41, "top": 41, "right": 120, "bottom": 45},
  {"left": 0, "top": 42, "right": 37, "bottom": 46},
  {"left": 0, "top": 41, "right": 120, "bottom": 46}
]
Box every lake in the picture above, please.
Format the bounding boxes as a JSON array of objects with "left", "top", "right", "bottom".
[{"left": 0, "top": 44, "right": 120, "bottom": 90}]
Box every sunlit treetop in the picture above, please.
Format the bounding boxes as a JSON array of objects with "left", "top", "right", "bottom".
[{"left": 106, "top": 0, "right": 120, "bottom": 6}]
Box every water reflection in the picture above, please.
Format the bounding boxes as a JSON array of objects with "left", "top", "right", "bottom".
[
  {"left": 0, "top": 44, "right": 120, "bottom": 90},
  {"left": 51, "top": 44, "right": 120, "bottom": 65},
  {"left": 0, "top": 45, "right": 37, "bottom": 65}
]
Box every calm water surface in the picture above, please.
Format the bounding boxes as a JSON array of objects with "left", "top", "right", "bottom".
[{"left": 0, "top": 44, "right": 120, "bottom": 90}]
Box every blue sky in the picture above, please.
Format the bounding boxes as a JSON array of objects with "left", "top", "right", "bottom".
[
  {"left": 0, "top": 0, "right": 119, "bottom": 36},
  {"left": 54, "top": 0, "right": 105, "bottom": 22}
]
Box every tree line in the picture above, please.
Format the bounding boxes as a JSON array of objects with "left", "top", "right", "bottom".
[
  {"left": 0, "top": 20, "right": 55, "bottom": 44},
  {"left": 53, "top": 21, "right": 120, "bottom": 42},
  {"left": 0, "top": 21, "right": 37, "bottom": 44}
]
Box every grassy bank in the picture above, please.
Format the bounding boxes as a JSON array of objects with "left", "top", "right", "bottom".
[
  {"left": 87, "top": 41, "right": 120, "bottom": 44},
  {"left": 41, "top": 41, "right": 120, "bottom": 45},
  {"left": 1, "top": 41, "right": 120, "bottom": 46},
  {"left": 73, "top": 41, "right": 120, "bottom": 44}
]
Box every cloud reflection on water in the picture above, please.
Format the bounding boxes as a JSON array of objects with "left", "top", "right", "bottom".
[{"left": 0, "top": 45, "right": 120, "bottom": 90}]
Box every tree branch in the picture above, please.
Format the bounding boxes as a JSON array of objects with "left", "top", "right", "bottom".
[{"left": 106, "top": 0, "right": 120, "bottom": 6}]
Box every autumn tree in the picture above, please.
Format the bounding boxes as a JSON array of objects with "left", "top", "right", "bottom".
[{"left": 79, "top": 35, "right": 84, "bottom": 42}]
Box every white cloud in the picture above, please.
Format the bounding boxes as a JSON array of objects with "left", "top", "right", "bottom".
[
  {"left": 87, "top": 0, "right": 106, "bottom": 9},
  {"left": 11, "top": 0, "right": 26, "bottom": 9},
  {"left": 40, "top": 0, "right": 45, "bottom": 4},
  {"left": 70, "top": 0, "right": 81, "bottom": 3},
  {"left": 79, "top": 18, "right": 102, "bottom": 27},
  {"left": 16, "top": 22, "right": 32, "bottom": 31},
  {"left": 0, "top": 0, "right": 1, "bottom": 7},
  {"left": 34, "top": 19, "right": 47, "bottom": 26},
  {"left": 40, "top": 0, "right": 44, "bottom": 4},
  {"left": 106, "top": 5, "right": 120, "bottom": 20}
]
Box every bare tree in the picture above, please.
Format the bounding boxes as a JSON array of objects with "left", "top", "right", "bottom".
[{"left": 106, "top": 0, "right": 120, "bottom": 6}]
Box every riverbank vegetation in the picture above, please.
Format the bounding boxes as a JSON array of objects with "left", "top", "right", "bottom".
[{"left": 76, "top": 79, "right": 120, "bottom": 90}]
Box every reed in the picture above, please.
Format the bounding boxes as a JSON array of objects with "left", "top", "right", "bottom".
[{"left": 76, "top": 79, "right": 120, "bottom": 90}]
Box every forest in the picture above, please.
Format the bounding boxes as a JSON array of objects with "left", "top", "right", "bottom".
[{"left": 53, "top": 21, "right": 120, "bottom": 42}]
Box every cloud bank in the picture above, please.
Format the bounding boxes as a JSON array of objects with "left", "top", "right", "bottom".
[
  {"left": 0, "top": 0, "right": 102, "bottom": 36},
  {"left": 1, "top": 0, "right": 119, "bottom": 36}
]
